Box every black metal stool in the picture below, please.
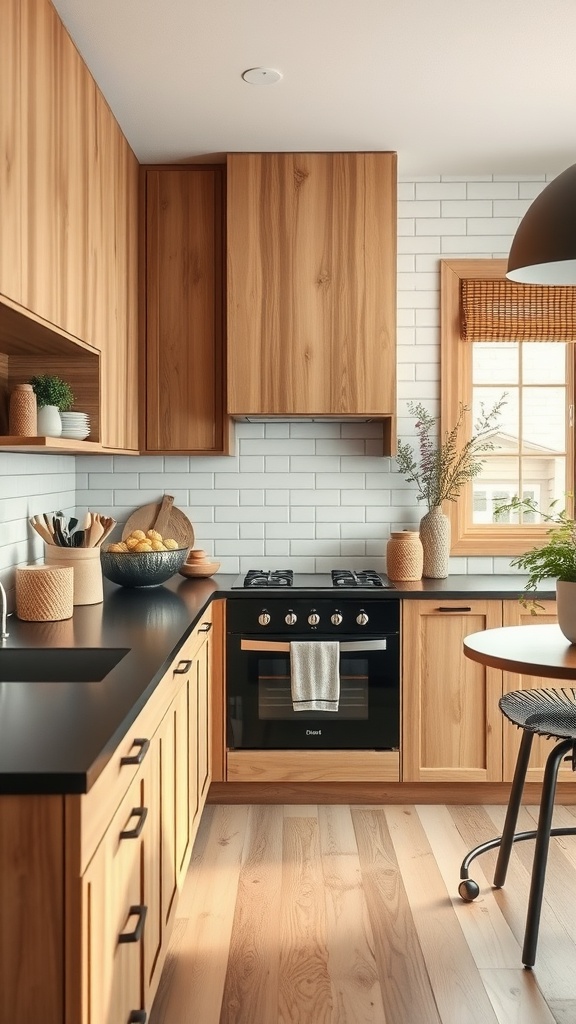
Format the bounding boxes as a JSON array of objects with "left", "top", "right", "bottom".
[{"left": 458, "top": 687, "right": 576, "bottom": 968}]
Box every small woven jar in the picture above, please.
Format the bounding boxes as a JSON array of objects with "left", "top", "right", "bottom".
[
  {"left": 9, "top": 383, "right": 37, "bottom": 436},
  {"left": 386, "top": 531, "right": 424, "bottom": 582},
  {"left": 15, "top": 565, "right": 74, "bottom": 621}
]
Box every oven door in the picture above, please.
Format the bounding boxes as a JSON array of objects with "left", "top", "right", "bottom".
[{"left": 227, "top": 633, "right": 399, "bottom": 750}]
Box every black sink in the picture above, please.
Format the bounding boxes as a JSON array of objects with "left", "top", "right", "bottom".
[{"left": 0, "top": 647, "right": 130, "bottom": 683}]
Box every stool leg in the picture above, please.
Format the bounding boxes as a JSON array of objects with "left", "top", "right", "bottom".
[
  {"left": 522, "top": 738, "right": 573, "bottom": 969},
  {"left": 493, "top": 729, "right": 534, "bottom": 887}
]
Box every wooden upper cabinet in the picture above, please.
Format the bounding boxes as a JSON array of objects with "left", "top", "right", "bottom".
[
  {"left": 0, "top": 0, "right": 139, "bottom": 452},
  {"left": 142, "top": 166, "right": 230, "bottom": 454},
  {"left": 226, "top": 152, "right": 397, "bottom": 419}
]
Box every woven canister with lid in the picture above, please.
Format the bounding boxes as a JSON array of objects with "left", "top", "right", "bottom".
[{"left": 386, "top": 531, "right": 424, "bottom": 582}]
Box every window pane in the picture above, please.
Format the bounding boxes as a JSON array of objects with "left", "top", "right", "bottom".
[
  {"left": 472, "top": 458, "right": 519, "bottom": 524},
  {"left": 521, "top": 388, "right": 566, "bottom": 452},
  {"left": 523, "top": 343, "right": 566, "bottom": 385},
  {"left": 521, "top": 456, "right": 566, "bottom": 518},
  {"left": 473, "top": 387, "right": 518, "bottom": 453},
  {"left": 473, "top": 342, "right": 518, "bottom": 385}
]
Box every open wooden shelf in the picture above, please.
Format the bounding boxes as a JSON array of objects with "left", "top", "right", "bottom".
[{"left": 0, "top": 436, "right": 137, "bottom": 455}]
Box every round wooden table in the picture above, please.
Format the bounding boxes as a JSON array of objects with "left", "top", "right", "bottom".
[
  {"left": 464, "top": 622, "right": 576, "bottom": 680},
  {"left": 461, "top": 622, "right": 576, "bottom": 967}
]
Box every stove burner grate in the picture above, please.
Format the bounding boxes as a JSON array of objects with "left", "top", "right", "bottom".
[
  {"left": 244, "top": 569, "right": 294, "bottom": 588},
  {"left": 331, "top": 569, "right": 386, "bottom": 588}
]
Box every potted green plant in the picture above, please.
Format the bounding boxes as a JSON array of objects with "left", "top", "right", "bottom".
[
  {"left": 396, "top": 396, "right": 506, "bottom": 578},
  {"left": 29, "top": 374, "right": 75, "bottom": 438},
  {"left": 496, "top": 496, "right": 576, "bottom": 641}
]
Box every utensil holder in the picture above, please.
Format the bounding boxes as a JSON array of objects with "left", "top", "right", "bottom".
[
  {"left": 16, "top": 565, "right": 74, "bottom": 621},
  {"left": 45, "top": 546, "right": 103, "bottom": 605}
]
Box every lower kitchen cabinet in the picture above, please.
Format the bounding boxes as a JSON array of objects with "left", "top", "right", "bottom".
[
  {"left": 0, "top": 609, "right": 214, "bottom": 1024},
  {"left": 402, "top": 597, "right": 563, "bottom": 785},
  {"left": 402, "top": 599, "right": 504, "bottom": 782}
]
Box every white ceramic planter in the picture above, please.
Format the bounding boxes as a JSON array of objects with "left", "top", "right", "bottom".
[
  {"left": 37, "top": 404, "right": 62, "bottom": 437},
  {"left": 556, "top": 579, "right": 576, "bottom": 643}
]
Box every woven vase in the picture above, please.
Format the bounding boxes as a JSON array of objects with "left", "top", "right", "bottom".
[
  {"left": 9, "top": 383, "right": 38, "bottom": 436},
  {"left": 419, "top": 506, "right": 451, "bottom": 579},
  {"left": 386, "top": 531, "right": 423, "bottom": 581}
]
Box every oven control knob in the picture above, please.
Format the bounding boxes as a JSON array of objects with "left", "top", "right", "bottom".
[
  {"left": 258, "top": 610, "right": 271, "bottom": 626},
  {"left": 356, "top": 609, "right": 369, "bottom": 626},
  {"left": 331, "top": 611, "right": 343, "bottom": 626},
  {"left": 308, "top": 610, "right": 320, "bottom": 626},
  {"left": 285, "top": 611, "right": 297, "bottom": 626}
]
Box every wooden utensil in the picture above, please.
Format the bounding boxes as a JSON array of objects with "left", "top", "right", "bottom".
[
  {"left": 29, "top": 516, "right": 55, "bottom": 545},
  {"left": 153, "top": 495, "right": 174, "bottom": 537},
  {"left": 123, "top": 496, "right": 194, "bottom": 549}
]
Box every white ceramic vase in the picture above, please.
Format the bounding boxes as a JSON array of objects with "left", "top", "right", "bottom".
[
  {"left": 419, "top": 506, "right": 451, "bottom": 579},
  {"left": 556, "top": 579, "right": 576, "bottom": 643},
  {"left": 37, "top": 404, "right": 62, "bottom": 437}
]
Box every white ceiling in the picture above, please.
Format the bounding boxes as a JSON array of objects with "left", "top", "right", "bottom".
[{"left": 53, "top": 0, "right": 576, "bottom": 177}]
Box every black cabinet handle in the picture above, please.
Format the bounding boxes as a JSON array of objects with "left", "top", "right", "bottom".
[
  {"left": 436, "top": 606, "right": 472, "bottom": 612},
  {"left": 173, "top": 659, "right": 192, "bottom": 675},
  {"left": 199, "top": 621, "right": 212, "bottom": 633},
  {"left": 118, "top": 904, "right": 147, "bottom": 944},
  {"left": 128, "top": 1013, "right": 147, "bottom": 1023},
  {"left": 120, "top": 806, "right": 148, "bottom": 840},
  {"left": 120, "top": 738, "right": 150, "bottom": 766}
]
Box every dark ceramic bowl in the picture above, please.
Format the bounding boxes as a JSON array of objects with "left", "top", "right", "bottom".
[{"left": 100, "top": 547, "right": 189, "bottom": 588}]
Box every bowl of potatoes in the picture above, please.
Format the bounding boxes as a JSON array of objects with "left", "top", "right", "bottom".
[{"left": 100, "top": 528, "right": 189, "bottom": 588}]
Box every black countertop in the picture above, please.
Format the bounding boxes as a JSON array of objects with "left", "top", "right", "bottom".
[{"left": 0, "top": 572, "right": 554, "bottom": 795}]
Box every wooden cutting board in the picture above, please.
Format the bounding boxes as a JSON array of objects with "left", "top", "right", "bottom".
[{"left": 123, "top": 495, "right": 195, "bottom": 549}]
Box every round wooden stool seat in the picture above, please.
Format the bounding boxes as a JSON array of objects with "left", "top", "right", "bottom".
[{"left": 499, "top": 687, "right": 576, "bottom": 739}]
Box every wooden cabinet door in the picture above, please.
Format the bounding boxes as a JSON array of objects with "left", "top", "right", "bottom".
[
  {"left": 143, "top": 166, "right": 229, "bottom": 454},
  {"left": 82, "top": 771, "right": 146, "bottom": 1024},
  {"left": 402, "top": 599, "right": 503, "bottom": 782},
  {"left": 227, "top": 152, "right": 397, "bottom": 417},
  {"left": 501, "top": 600, "right": 573, "bottom": 782}
]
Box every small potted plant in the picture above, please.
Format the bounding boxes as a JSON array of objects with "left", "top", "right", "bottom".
[
  {"left": 496, "top": 496, "right": 576, "bottom": 641},
  {"left": 29, "top": 374, "right": 75, "bottom": 437},
  {"left": 396, "top": 396, "right": 506, "bottom": 578}
]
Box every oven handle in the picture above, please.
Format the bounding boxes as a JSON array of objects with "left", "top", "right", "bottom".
[{"left": 240, "top": 638, "right": 388, "bottom": 653}]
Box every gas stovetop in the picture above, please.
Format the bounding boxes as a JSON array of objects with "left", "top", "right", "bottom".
[{"left": 232, "top": 569, "right": 395, "bottom": 590}]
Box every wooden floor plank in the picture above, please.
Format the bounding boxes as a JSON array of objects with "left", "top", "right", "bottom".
[
  {"left": 385, "top": 805, "right": 499, "bottom": 1024},
  {"left": 479, "top": 968, "right": 557, "bottom": 1024},
  {"left": 279, "top": 813, "right": 333, "bottom": 1024},
  {"left": 318, "top": 806, "right": 387, "bottom": 1023},
  {"left": 352, "top": 807, "right": 443, "bottom": 1024},
  {"left": 149, "top": 805, "right": 249, "bottom": 1024},
  {"left": 416, "top": 804, "right": 520, "bottom": 969},
  {"left": 219, "top": 805, "right": 284, "bottom": 1024}
]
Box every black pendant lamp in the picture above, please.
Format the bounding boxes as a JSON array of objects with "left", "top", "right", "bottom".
[{"left": 506, "top": 162, "right": 576, "bottom": 284}]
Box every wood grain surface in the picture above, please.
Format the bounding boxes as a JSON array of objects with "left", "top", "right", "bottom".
[{"left": 150, "top": 802, "right": 576, "bottom": 1023}]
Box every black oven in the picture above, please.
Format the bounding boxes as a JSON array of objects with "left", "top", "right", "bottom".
[{"left": 226, "top": 597, "right": 400, "bottom": 750}]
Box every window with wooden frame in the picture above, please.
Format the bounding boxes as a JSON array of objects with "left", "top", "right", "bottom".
[{"left": 441, "top": 258, "right": 576, "bottom": 557}]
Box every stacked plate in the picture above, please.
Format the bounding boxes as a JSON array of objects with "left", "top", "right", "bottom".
[{"left": 60, "top": 411, "right": 91, "bottom": 440}]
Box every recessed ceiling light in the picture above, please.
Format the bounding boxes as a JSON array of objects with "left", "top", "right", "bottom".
[{"left": 241, "top": 67, "right": 283, "bottom": 85}]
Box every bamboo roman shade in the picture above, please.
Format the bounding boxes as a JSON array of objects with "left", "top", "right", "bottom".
[{"left": 461, "top": 278, "right": 576, "bottom": 342}]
